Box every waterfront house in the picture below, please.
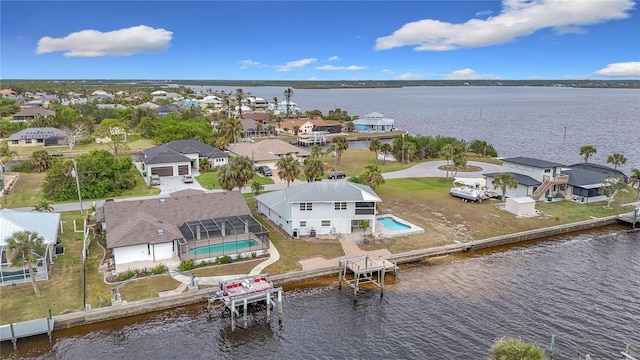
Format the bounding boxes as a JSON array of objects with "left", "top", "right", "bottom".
[
  {"left": 353, "top": 112, "right": 395, "bottom": 133},
  {"left": 561, "top": 163, "right": 628, "bottom": 204},
  {"left": 484, "top": 157, "right": 568, "bottom": 201},
  {"left": 0, "top": 209, "right": 60, "bottom": 285},
  {"left": 8, "top": 127, "right": 67, "bottom": 147},
  {"left": 11, "top": 107, "right": 56, "bottom": 122},
  {"left": 277, "top": 119, "right": 329, "bottom": 135},
  {"left": 255, "top": 181, "right": 381, "bottom": 238},
  {"left": 99, "top": 190, "right": 269, "bottom": 272},
  {"left": 227, "top": 139, "right": 310, "bottom": 169},
  {"left": 142, "top": 139, "right": 229, "bottom": 178}
]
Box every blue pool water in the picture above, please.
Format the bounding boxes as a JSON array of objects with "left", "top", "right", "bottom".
[
  {"left": 378, "top": 217, "right": 411, "bottom": 230},
  {"left": 188, "top": 239, "right": 259, "bottom": 255}
]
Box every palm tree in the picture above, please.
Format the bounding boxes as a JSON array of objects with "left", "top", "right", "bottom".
[
  {"left": 309, "top": 144, "right": 323, "bottom": 159},
  {"left": 229, "top": 155, "right": 255, "bottom": 190},
  {"left": 272, "top": 96, "right": 278, "bottom": 114},
  {"left": 606, "top": 153, "right": 627, "bottom": 169},
  {"left": 331, "top": 136, "right": 349, "bottom": 165},
  {"left": 369, "top": 138, "right": 382, "bottom": 164},
  {"left": 293, "top": 125, "right": 300, "bottom": 136},
  {"left": 283, "top": 87, "right": 294, "bottom": 119},
  {"left": 380, "top": 143, "right": 392, "bottom": 164},
  {"left": 219, "top": 117, "right": 242, "bottom": 145},
  {"left": 492, "top": 173, "right": 518, "bottom": 201},
  {"left": 250, "top": 179, "right": 264, "bottom": 195},
  {"left": 489, "top": 338, "right": 546, "bottom": 360},
  {"left": 629, "top": 168, "right": 640, "bottom": 192},
  {"left": 276, "top": 155, "right": 300, "bottom": 187},
  {"left": 441, "top": 144, "right": 455, "bottom": 181},
  {"left": 30, "top": 149, "right": 54, "bottom": 173},
  {"left": 6, "top": 230, "right": 46, "bottom": 296},
  {"left": 216, "top": 164, "right": 236, "bottom": 191},
  {"left": 33, "top": 198, "right": 54, "bottom": 212},
  {"left": 579, "top": 145, "right": 597, "bottom": 162},
  {"left": 360, "top": 165, "right": 385, "bottom": 190},
  {"left": 255, "top": 122, "right": 263, "bottom": 137},
  {"left": 304, "top": 157, "right": 325, "bottom": 182}
]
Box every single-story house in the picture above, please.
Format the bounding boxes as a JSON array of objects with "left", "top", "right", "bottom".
[
  {"left": 240, "top": 118, "right": 270, "bottom": 138},
  {"left": 484, "top": 157, "right": 567, "bottom": 200},
  {"left": 96, "top": 104, "right": 127, "bottom": 109},
  {"left": 561, "top": 163, "right": 628, "bottom": 203},
  {"left": 255, "top": 181, "right": 382, "bottom": 238},
  {"left": 11, "top": 107, "right": 56, "bottom": 122},
  {"left": 227, "top": 139, "right": 310, "bottom": 169},
  {"left": 0, "top": 209, "right": 61, "bottom": 285},
  {"left": 143, "top": 139, "right": 229, "bottom": 178},
  {"left": 8, "top": 127, "right": 67, "bottom": 147},
  {"left": 353, "top": 112, "right": 395, "bottom": 133},
  {"left": 99, "top": 190, "right": 269, "bottom": 271},
  {"left": 156, "top": 104, "right": 185, "bottom": 116},
  {"left": 135, "top": 102, "right": 160, "bottom": 110}
]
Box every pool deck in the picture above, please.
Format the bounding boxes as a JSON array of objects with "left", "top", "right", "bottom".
[{"left": 376, "top": 214, "right": 425, "bottom": 239}]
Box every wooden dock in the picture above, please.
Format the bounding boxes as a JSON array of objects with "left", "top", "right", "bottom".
[
  {"left": 0, "top": 310, "right": 54, "bottom": 350},
  {"left": 208, "top": 274, "right": 282, "bottom": 331},
  {"left": 617, "top": 210, "right": 639, "bottom": 228},
  {"left": 338, "top": 254, "right": 397, "bottom": 297}
]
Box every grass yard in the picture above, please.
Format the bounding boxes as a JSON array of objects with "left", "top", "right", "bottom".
[
  {"left": 197, "top": 170, "right": 274, "bottom": 190},
  {"left": 1, "top": 172, "right": 45, "bottom": 209}
]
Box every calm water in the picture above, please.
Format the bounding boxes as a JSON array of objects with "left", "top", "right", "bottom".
[
  {"left": 187, "top": 85, "right": 640, "bottom": 172},
  {"left": 4, "top": 228, "right": 639, "bottom": 359}
]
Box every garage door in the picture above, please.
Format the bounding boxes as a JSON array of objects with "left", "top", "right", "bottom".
[
  {"left": 178, "top": 165, "right": 189, "bottom": 175},
  {"left": 151, "top": 166, "right": 173, "bottom": 176}
]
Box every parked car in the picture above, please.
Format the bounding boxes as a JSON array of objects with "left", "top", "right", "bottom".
[
  {"left": 257, "top": 166, "right": 272, "bottom": 176},
  {"left": 182, "top": 174, "right": 194, "bottom": 183},
  {"left": 327, "top": 171, "right": 346, "bottom": 180},
  {"left": 150, "top": 174, "right": 161, "bottom": 186},
  {"left": 104, "top": 198, "right": 115, "bottom": 203}
]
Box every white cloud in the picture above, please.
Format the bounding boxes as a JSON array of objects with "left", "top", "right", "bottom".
[
  {"left": 37, "top": 25, "right": 172, "bottom": 57},
  {"left": 239, "top": 60, "right": 263, "bottom": 69},
  {"left": 376, "top": 0, "right": 635, "bottom": 51},
  {"left": 328, "top": 56, "right": 340, "bottom": 61},
  {"left": 394, "top": 72, "right": 423, "bottom": 80},
  {"left": 475, "top": 10, "right": 493, "bottom": 17},
  {"left": 316, "top": 65, "right": 368, "bottom": 71},
  {"left": 381, "top": 69, "right": 395, "bottom": 74},
  {"left": 275, "top": 58, "right": 317, "bottom": 72},
  {"left": 443, "top": 68, "right": 500, "bottom": 80},
  {"left": 594, "top": 62, "right": 640, "bottom": 77}
]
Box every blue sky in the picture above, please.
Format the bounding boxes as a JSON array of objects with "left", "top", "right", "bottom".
[{"left": 2, "top": 0, "right": 639, "bottom": 80}]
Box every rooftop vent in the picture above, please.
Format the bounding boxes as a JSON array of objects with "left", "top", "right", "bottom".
[
  {"left": 159, "top": 198, "right": 166, "bottom": 204},
  {"left": 157, "top": 229, "right": 164, "bottom": 235}
]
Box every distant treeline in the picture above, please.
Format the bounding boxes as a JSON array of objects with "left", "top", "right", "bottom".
[{"left": 2, "top": 79, "right": 639, "bottom": 90}]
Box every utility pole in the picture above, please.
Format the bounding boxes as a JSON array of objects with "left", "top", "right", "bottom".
[{"left": 72, "top": 160, "right": 83, "bottom": 216}]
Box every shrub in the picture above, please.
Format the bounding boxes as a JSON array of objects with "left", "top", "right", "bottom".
[
  {"left": 489, "top": 338, "right": 546, "bottom": 360},
  {"left": 118, "top": 269, "right": 137, "bottom": 281},
  {"left": 216, "top": 255, "right": 233, "bottom": 264},
  {"left": 251, "top": 252, "right": 257, "bottom": 259},
  {"left": 198, "top": 260, "right": 210, "bottom": 267},
  {"left": 152, "top": 264, "right": 168, "bottom": 275},
  {"left": 235, "top": 254, "right": 242, "bottom": 261},
  {"left": 179, "top": 259, "right": 195, "bottom": 271}
]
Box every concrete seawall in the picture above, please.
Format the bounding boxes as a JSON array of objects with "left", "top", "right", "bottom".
[{"left": 53, "top": 215, "right": 620, "bottom": 330}]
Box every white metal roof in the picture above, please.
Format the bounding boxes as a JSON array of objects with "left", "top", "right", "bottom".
[{"left": 0, "top": 209, "right": 60, "bottom": 245}]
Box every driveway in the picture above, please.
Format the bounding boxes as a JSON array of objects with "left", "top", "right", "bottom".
[
  {"left": 157, "top": 174, "right": 208, "bottom": 195},
  {"left": 382, "top": 160, "right": 502, "bottom": 179}
]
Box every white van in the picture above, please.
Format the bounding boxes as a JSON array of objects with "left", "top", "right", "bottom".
[{"left": 150, "top": 175, "right": 161, "bottom": 186}]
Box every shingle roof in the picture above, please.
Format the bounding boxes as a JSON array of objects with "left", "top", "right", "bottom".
[
  {"left": 104, "top": 190, "right": 250, "bottom": 248},
  {"left": 484, "top": 172, "right": 541, "bottom": 186},
  {"left": 143, "top": 140, "right": 228, "bottom": 165},
  {"left": 12, "top": 107, "right": 56, "bottom": 117},
  {"left": 563, "top": 163, "right": 628, "bottom": 187},
  {"left": 502, "top": 157, "right": 564, "bottom": 168},
  {"left": 228, "top": 139, "right": 310, "bottom": 162}
]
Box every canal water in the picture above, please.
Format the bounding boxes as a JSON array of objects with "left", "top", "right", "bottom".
[{"left": 4, "top": 227, "right": 638, "bottom": 359}]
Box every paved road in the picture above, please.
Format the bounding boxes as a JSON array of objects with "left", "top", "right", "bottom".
[{"left": 11, "top": 161, "right": 501, "bottom": 212}]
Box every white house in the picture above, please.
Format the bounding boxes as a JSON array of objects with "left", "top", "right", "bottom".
[
  {"left": 142, "top": 139, "right": 229, "bottom": 178},
  {"left": 484, "top": 157, "right": 568, "bottom": 201},
  {"left": 99, "top": 190, "right": 269, "bottom": 272},
  {"left": 255, "top": 181, "right": 382, "bottom": 237},
  {"left": 0, "top": 209, "right": 61, "bottom": 285}
]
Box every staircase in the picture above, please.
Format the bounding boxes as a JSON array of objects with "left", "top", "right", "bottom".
[{"left": 531, "top": 174, "right": 569, "bottom": 201}]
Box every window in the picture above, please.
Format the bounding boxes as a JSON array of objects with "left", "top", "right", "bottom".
[
  {"left": 544, "top": 168, "right": 551, "bottom": 173},
  {"left": 11, "top": 140, "right": 18, "bottom": 144},
  {"left": 334, "top": 202, "right": 347, "bottom": 210},
  {"left": 25, "top": 139, "right": 32, "bottom": 144},
  {"left": 321, "top": 220, "right": 331, "bottom": 227},
  {"left": 300, "top": 221, "right": 307, "bottom": 227},
  {"left": 37, "top": 139, "right": 44, "bottom": 143},
  {"left": 355, "top": 202, "right": 375, "bottom": 215},
  {"left": 299, "top": 203, "right": 313, "bottom": 211}
]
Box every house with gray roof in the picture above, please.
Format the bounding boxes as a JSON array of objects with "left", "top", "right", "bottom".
[
  {"left": 142, "top": 139, "right": 229, "bottom": 178},
  {"left": 0, "top": 209, "right": 61, "bottom": 285},
  {"left": 484, "top": 157, "right": 568, "bottom": 200},
  {"left": 99, "top": 190, "right": 269, "bottom": 271},
  {"left": 8, "top": 127, "right": 67, "bottom": 147},
  {"left": 255, "top": 181, "right": 382, "bottom": 238},
  {"left": 353, "top": 112, "right": 395, "bottom": 133},
  {"left": 11, "top": 107, "right": 56, "bottom": 122},
  {"left": 561, "top": 163, "right": 628, "bottom": 203}
]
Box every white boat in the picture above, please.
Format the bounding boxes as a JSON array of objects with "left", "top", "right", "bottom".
[{"left": 449, "top": 184, "right": 488, "bottom": 203}]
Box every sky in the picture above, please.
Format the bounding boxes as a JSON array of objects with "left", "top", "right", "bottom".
[{"left": 1, "top": 0, "right": 639, "bottom": 80}]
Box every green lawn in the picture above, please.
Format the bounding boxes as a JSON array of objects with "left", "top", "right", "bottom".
[{"left": 196, "top": 170, "right": 274, "bottom": 190}]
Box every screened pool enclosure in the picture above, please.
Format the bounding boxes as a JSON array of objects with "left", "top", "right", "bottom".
[{"left": 177, "top": 215, "right": 269, "bottom": 261}]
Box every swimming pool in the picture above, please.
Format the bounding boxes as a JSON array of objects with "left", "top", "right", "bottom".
[
  {"left": 188, "top": 239, "right": 259, "bottom": 255},
  {"left": 378, "top": 217, "right": 411, "bottom": 230}
]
